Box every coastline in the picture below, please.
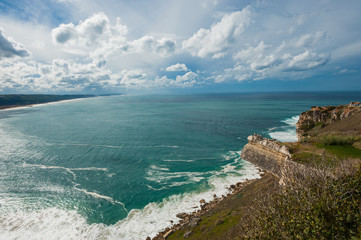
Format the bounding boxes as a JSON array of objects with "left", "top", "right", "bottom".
[
  {"left": 150, "top": 115, "right": 299, "bottom": 239},
  {"left": 150, "top": 167, "right": 266, "bottom": 240},
  {"left": 0, "top": 96, "right": 94, "bottom": 111}
]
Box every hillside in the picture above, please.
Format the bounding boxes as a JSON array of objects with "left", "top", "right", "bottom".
[{"left": 157, "top": 103, "right": 361, "bottom": 240}]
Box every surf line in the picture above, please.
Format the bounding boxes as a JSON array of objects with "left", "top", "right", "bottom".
[
  {"left": 74, "top": 183, "right": 128, "bottom": 213},
  {"left": 26, "top": 162, "right": 128, "bottom": 212}
]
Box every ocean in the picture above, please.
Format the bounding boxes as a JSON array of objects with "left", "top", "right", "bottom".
[{"left": 0, "top": 92, "right": 359, "bottom": 239}]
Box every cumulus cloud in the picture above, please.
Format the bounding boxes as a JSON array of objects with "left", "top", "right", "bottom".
[
  {"left": 130, "top": 36, "right": 175, "bottom": 56},
  {"left": 0, "top": 57, "right": 115, "bottom": 92},
  {"left": 0, "top": 29, "right": 30, "bottom": 59},
  {"left": 182, "top": 7, "right": 251, "bottom": 58},
  {"left": 165, "top": 63, "right": 189, "bottom": 72},
  {"left": 52, "top": 23, "right": 76, "bottom": 44},
  {"left": 0, "top": 57, "right": 199, "bottom": 92},
  {"left": 52, "top": 12, "right": 175, "bottom": 58},
  {"left": 52, "top": 12, "right": 127, "bottom": 47},
  {"left": 155, "top": 71, "right": 198, "bottom": 88},
  {"left": 224, "top": 30, "right": 331, "bottom": 82}
]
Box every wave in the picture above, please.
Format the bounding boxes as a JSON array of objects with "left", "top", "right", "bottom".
[
  {"left": 268, "top": 115, "right": 299, "bottom": 142},
  {"left": 0, "top": 153, "right": 260, "bottom": 240}
]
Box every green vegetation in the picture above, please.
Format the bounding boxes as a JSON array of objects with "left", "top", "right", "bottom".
[
  {"left": 314, "top": 134, "right": 360, "bottom": 146},
  {"left": 317, "top": 144, "right": 361, "bottom": 159},
  {"left": 241, "top": 165, "right": 361, "bottom": 240}
]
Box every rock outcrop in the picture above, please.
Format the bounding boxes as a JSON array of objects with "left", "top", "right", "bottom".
[
  {"left": 241, "top": 134, "right": 310, "bottom": 185},
  {"left": 241, "top": 134, "right": 292, "bottom": 178},
  {"left": 296, "top": 103, "right": 361, "bottom": 140}
]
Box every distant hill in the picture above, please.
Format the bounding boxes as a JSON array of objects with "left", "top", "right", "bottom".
[{"left": 0, "top": 94, "right": 95, "bottom": 109}]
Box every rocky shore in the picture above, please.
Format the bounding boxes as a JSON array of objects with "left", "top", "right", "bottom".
[{"left": 149, "top": 174, "right": 263, "bottom": 240}]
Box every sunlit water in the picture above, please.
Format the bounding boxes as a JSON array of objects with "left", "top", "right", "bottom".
[{"left": 0, "top": 92, "right": 359, "bottom": 239}]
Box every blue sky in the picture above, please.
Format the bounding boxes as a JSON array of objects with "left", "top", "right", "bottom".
[{"left": 0, "top": 0, "right": 360, "bottom": 93}]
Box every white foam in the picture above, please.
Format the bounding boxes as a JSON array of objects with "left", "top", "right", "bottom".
[
  {"left": 74, "top": 184, "right": 128, "bottom": 213},
  {"left": 268, "top": 115, "right": 299, "bottom": 142},
  {"left": 282, "top": 116, "right": 299, "bottom": 126},
  {"left": 269, "top": 129, "right": 298, "bottom": 142},
  {"left": 163, "top": 159, "right": 195, "bottom": 162},
  {"left": 149, "top": 165, "right": 170, "bottom": 171},
  {"left": 0, "top": 159, "right": 260, "bottom": 240}
]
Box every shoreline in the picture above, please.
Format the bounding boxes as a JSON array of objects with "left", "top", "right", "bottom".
[
  {"left": 150, "top": 167, "right": 266, "bottom": 240},
  {"left": 0, "top": 96, "right": 94, "bottom": 111}
]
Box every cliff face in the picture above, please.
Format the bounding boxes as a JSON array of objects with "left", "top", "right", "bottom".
[
  {"left": 241, "top": 134, "right": 324, "bottom": 185},
  {"left": 241, "top": 134, "right": 296, "bottom": 181},
  {"left": 296, "top": 103, "right": 361, "bottom": 140}
]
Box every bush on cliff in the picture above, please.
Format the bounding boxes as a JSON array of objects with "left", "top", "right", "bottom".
[{"left": 240, "top": 164, "right": 361, "bottom": 239}]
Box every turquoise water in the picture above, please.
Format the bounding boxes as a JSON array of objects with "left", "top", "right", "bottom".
[{"left": 0, "top": 92, "right": 359, "bottom": 239}]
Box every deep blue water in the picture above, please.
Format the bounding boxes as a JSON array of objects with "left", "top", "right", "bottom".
[{"left": 0, "top": 92, "right": 359, "bottom": 239}]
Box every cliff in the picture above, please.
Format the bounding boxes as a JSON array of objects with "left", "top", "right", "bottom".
[
  {"left": 156, "top": 103, "right": 361, "bottom": 240},
  {"left": 296, "top": 103, "right": 361, "bottom": 140},
  {"left": 240, "top": 134, "right": 291, "bottom": 178},
  {"left": 240, "top": 134, "right": 310, "bottom": 185}
]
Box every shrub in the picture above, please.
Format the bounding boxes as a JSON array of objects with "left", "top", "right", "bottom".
[{"left": 240, "top": 164, "right": 361, "bottom": 239}]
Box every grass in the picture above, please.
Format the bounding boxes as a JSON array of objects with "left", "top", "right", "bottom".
[
  {"left": 316, "top": 144, "right": 361, "bottom": 159},
  {"left": 314, "top": 134, "right": 359, "bottom": 146}
]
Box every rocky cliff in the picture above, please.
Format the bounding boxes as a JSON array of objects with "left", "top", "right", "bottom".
[
  {"left": 241, "top": 134, "right": 305, "bottom": 184},
  {"left": 296, "top": 103, "right": 361, "bottom": 140}
]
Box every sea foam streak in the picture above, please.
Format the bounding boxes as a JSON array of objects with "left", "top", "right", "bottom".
[
  {"left": 0, "top": 154, "right": 260, "bottom": 240},
  {"left": 268, "top": 115, "right": 299, "bottom": 142}
]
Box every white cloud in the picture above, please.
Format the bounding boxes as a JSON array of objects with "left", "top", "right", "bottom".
[
  {"left": 130, "top": 36, "right": 175, "bottom": 56},
  {"left": 182, "top": 7, "right": 251, "bottom": 58},
  {"left": 233, "top": 41, "right": 271, "bottom": 61},
  {"left": 292, "top": 31, "right": 326, "bottom": 48},
  {"left": 285, "top": 50, "right": 330, "bottom": 71},
  {"left": 165, "top": 63, "right": 189, "bottom": 72},
  {"left": 155, "top": 71, "right": 199, "bottom": 88},
  {"left": 2, "top": 0, "right": 361, "bottom": 92},
  {"left": 52, "top": 12, "right": 175, "bottom": 60},
  {"left": 52, "top": 12, "right": 127, "bottom": 47},
  {"left": 52, "top": 23, "right": 76, "bottom": 44},
  {"left": 0, "top": 57, "right": 199, "bottom": 92},
  {"left": 217, "top": 31, "right": 331, "bottom": 82},
  {"left": 0, "top": 29, "right": 30, "bottom": 59},
  {"left": 0, "top": 58, "right": 116, "bottom": 92}
]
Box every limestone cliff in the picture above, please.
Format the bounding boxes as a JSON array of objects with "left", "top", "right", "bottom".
[
  {"left": 241, "top": 134, "right": 305, "bottom": 184},
  {"left": 296, "top": 102, "right": 361, "bottom": 140}
]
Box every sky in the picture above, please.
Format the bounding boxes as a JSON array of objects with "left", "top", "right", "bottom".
[{"left": 0, "top": 0, "right": 360, "bottom": 94}]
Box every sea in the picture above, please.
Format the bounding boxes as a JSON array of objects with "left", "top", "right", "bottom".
[{"left": 0, "top": 91, "right": 359, "bottom": 240}]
